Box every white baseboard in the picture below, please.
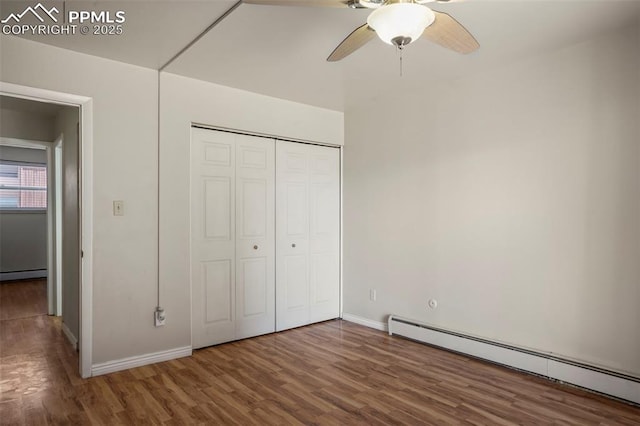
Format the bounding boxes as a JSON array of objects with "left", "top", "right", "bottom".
[
  {"left": 342, "top": 313, "right": 388, "bottom": 332},
  {"left": 61, "top": 322, "right": 78, "bottom": 350},
  {"left": 387, "top": 315, "right": 640, "bottom": 405},
  {"left": 0, "top": 270, "right": 47, "bottom": 281},
  {"left": 91, "top": 346, "right": 192, "bottom": 377}
]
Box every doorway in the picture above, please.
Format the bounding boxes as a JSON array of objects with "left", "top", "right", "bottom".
[
  {"left": 0, "top": 95, "right": 79, "bottom": 348},
  {"left": 0, "top": 84, "right": 92, "bottom": 377}
]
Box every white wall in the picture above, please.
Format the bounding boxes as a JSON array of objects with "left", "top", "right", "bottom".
[
  {"left": 343, "top": 23, "right": 640, "bottom": 376},
  {"left": 158, "top": 72, "right": 344, "bottom": 353},
  {"left": 54, "top": 106, "right": 80, "bottom": 341},
  {"left": 0, "top": 108, "right": 55, "bottom": 141},
  {"left": 0, "top": 34, "right": 344, "bottom": 367},
  {"left": 1, "top": 34, "right": 158, "bottom": 364}
]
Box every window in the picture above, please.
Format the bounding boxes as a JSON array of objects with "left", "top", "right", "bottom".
[{"left": 0, "top": 162, "right": 47, "bottom": 209}]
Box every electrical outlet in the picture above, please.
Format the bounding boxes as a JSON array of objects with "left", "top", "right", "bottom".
[
  {"left": 154, "top": 307, "right": 166, "bottom": 327},
  {"left": 370, "top": 289, "right": 377, "bottom": 302}
]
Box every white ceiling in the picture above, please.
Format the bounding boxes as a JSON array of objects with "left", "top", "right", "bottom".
[
  {"left": 0, "top": 0, "right": 238, "bottom": 69},
  {"left": 3, "top": 0, "right": 640, "bottom": 111}
]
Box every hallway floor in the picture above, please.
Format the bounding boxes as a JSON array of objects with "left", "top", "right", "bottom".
[{"left": 0, "top": 279, "right": 80, "bottom": 423}]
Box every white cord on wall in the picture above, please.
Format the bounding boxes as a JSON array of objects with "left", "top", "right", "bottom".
[{"left": 153, "top": 1, "right": 243, "bottom": 325}]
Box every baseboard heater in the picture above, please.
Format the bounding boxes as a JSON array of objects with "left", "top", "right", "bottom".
[
  {"left": 0, "top": 269, "right": 47, "bottom": 281},
  {"left": 388, "top": 315, "right": 640, "bottom": 405}
]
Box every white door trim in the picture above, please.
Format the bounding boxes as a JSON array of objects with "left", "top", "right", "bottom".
[
  {"left": 54, "top": 137, "right": 63, "bottom": 316},
  {"left": 0, "top": 81, "right": 94, "bottom": 379}
]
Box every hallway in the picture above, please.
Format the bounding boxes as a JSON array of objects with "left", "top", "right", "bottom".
[{"left": 0, "top": 279, "right": 80, "bottom": 422}]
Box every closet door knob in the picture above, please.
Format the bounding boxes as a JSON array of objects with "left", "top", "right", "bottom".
[
  {"left": 253, "top": 245, "right": 258, "bottom": 250},
  {"left": 292, "top": 243, "right": 296, "bottom": 248}
]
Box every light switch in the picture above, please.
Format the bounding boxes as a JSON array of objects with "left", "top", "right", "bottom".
[{"left": 113, "top": 200, "right": 124, "bottom": 216}]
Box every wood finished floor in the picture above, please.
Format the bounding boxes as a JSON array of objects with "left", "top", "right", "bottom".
[
  {"left": 1, "top": 280, "right": 639, "bottom": 424},
  {"left": 0, "top": 279, "right": 48, "bottom": 321}
]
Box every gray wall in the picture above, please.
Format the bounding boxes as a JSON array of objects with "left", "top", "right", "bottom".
[
  {"left": 0, "top": 108, "right": 55, "bottom": 142},
  {"left": 0, "top": 145, "right": 47, "bottom": 163},
  {"left": 0, "top": 211, "right": 47, "bottom": 274},
  {"left": 344, "top": 23, "right": 640, "bottom": 376}
]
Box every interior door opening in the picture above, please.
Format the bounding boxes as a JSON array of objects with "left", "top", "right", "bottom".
[{"left": 0, "top": 94, "right": 81, "bottom": 372}]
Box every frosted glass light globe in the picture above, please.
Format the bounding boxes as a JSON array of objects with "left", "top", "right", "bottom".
[{"left": 367, "top": 3, "right": 435, "bottom": 46}]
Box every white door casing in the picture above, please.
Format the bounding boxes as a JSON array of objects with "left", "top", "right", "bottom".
[
  {"left": 191, "top": 128, "right": 275, "bottom": 349},
  {"left": 276, "top": 141, "right": 340, "bottom": 331}
]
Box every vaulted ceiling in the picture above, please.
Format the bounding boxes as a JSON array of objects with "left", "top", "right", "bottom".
[{"left": 2, "top": 0, "right": 640, "bottom": 111}]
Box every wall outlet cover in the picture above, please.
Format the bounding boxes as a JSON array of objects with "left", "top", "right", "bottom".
[{"left": 154, "top": 308, "right": 166, "bottom": 327}]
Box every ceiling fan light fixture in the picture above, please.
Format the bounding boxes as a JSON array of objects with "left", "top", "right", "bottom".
[
  {"left": 367, "top": 3, "right": 435, "bottom": 47},
  {"left": 358, "top": 0, "right": 385, "bottom": 8}
]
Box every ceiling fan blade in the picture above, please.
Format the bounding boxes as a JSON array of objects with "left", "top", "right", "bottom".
[
  {"left": 327, "top": 23, "right": 376, "bottom": 62},
  {"left": 243, "top": 0, "right": 352, "bottom": 7},
  {"left": 422, "top": 11, "right": 479, "bottom": 54}
]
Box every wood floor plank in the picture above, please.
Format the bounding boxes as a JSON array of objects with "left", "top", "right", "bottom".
[
  {"left": 251, "top": 399, "right": 306, "bottom": 426},
  {"left": 1, "top": 279, "right": 639, "bottom": 424}
]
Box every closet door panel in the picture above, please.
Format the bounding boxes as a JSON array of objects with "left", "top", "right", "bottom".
[
  {"left": 283, "top": 254, "right": 308, "bottom": 311},
  {"left": 276, "top": 141, "right": 340, "bottom": 331},
  {"left": 237, "top": 257, "right": 268, "bottom": 317},
  {"left": 202, "top": 260, "right": 232, "bottom": 323},
  {"left": 285, "top": 182, "right": 308, "bottom": 237},
  {"left": 191, "top": 128, "right": 236, "bottom": 348},
  {"left": 308, "top": 145, "right": 340, "bottom": 323},
  {"left": 310, "top": 254, "right": 338, "bottom": 304},
  {"left": 204, "top": 178, "right": 232, "bottom": 240},
  {"left": 276, "top": 142, "right": 310, "bottom": 331},
  {"left": 235, "top": 134, "right": 275, "bottom": 339}
]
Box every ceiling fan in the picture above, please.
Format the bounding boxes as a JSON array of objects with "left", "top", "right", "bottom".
[{"left": 242, "top": 0, "right": 479, "bottom": 61}]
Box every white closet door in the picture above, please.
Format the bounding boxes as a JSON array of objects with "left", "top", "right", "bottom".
[
  {"left": 191, "top": 128, "right": 236, "bottom": 348},
  {"left": 276, "top": 141, "right": 340, "bottom": 331},
  {"left": 308, "top": 144, "right": 340, "bottom": 323},
  {"left": 276, "top": 142, "right": 310, "bottom": 331},
  {"left": 234, "top": 134, "right": 275, "bottom": 340},
  {"left": 191, "top": 128, "right": 275, "bottom": 348}
]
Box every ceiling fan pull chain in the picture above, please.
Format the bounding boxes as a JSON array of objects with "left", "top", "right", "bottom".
[{"left": 396, "top": 45, "right": 404, "bottom": 77}]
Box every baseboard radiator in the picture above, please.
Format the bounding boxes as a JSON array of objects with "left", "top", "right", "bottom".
[
  {"left": 388, "top": 315, "right": 640, "bottom": 405},
  {"left": 0, "top": 269, "right": 47, "bottom": 281}
]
